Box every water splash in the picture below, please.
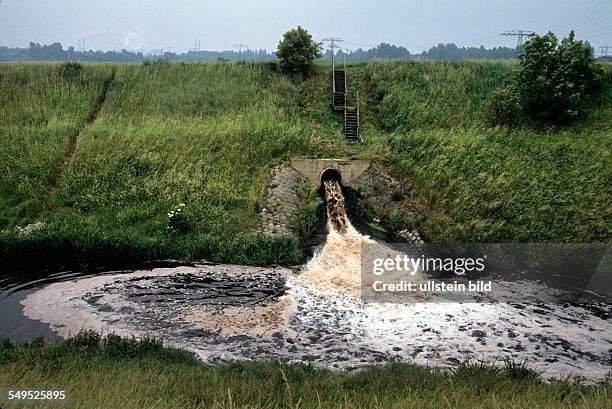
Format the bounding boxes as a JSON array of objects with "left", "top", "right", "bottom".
[{"left": 302, "top": 180, "right": 374, "bottom": 292}]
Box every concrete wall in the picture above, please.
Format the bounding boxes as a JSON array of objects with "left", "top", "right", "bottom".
[{"left": 291, "top": 158, "right": 371, "bottom": 188}]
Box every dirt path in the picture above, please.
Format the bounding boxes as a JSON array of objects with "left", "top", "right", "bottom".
[{"left": 44, "top": 69, "right": 116, "bottom": 200}]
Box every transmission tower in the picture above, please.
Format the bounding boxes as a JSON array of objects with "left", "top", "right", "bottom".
[
  {"left": 190, "top": 39, "right": 201, "bottom": 53},
  {"left": 322, "top": 37, "right": 343, "bottom": 70},
  {"left": 233, "top": 44, "right": 248, "bottom": 53},
  {"left": 500, "top": 30, "right": 535, "bottom": 47},
  {"left": 600, "top": 46, "right": 611, "bottom": 57}
]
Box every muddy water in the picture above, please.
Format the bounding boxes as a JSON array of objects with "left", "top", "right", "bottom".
[{"left": 7, "top": 183, "right": 612, "bottom": 380}]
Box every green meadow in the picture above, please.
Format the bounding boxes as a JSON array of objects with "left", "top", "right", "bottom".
[{"left": 0, "top": 60, "right": 610, "bottom": 268}]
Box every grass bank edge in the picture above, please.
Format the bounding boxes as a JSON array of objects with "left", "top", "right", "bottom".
[
  {"left": 0, "top": 332, "right": 610, "bottom": 409},
  {"left": 0, "top": 227, "right": 302, "bottom": 270}
]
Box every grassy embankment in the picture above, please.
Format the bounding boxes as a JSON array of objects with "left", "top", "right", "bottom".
[
  {"left": 0, "top": 62, "right": 327, "bottom": 267},
  {"left": 1, "top": 60, "right": 610, "bottom": 268},
  {"left": 364, "top": 60, "right": 612, "bottom": 242},
  {"left": 0, "top": 333, "right": 610, "bottom": 409}
]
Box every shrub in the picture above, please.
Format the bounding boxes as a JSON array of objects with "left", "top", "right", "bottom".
[
  {"left": 362, "top": 207, "right": 376, "bottom": 223},
  {"left": 384, "top": 210, "right": 411, "bottom": 232},
  {"left": 391, "top": 185, "right": 405, "bottom": 201},
  {"left": 516, "top": 30, "right": 605, "bottom": 124},
  {"left": 486, "top": 85, "right": 522, "bottom": 126},
  {"left": 58, "top": 61, "right": 82, "bottom": 80},
  {"left": 67, "top": 330, "right": 101, "bottom": 351},
  {"left": 276, "top": 26, "right": 322, "bottom": 77},
  {"left": 292, "top": 189, "right": 323, "bottom": 240}
]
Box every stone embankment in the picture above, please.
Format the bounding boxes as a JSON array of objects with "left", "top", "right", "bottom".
[
  {"left": 257, "top": 164, "right": 308, "bottom": 236},
  {"left": 355, "top": 164, "right": 425, "bottom": 244},
  {"left": 258, "top": 162, "right": 425, "bottom": 244}
]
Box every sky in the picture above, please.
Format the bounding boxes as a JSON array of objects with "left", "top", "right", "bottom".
[{"left": 0, "top": 0, "right": 610, "bottom": 54}]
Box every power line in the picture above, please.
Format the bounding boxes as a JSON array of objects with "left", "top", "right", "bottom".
[
  {"left": 500, "top": 30, "right": 536, "bottom": 47},
  {"left": 571, "top": 5, "right": 611, "bottom": 28},
  {"left": 572, "top": 13, "right": 612, "bottom": 32},
  {"left": 322, "top": 37, "right": 344, "bottom": 54},
  {"left": 233, "top": 44, "right": 248, "bottom": 53},
  {"left": 321, "top": 37, "right": 343, "bottom": 69}
]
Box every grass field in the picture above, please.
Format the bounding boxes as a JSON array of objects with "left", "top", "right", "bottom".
[
  {"left": 0, "top": 60, "right": 610, "bottom": 268},
  {"left": 0, "top": 333, "right": 610, "bottom": 409}
]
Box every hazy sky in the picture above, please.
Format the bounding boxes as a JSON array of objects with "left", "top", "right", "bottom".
[{"left": 1, "top": 0, "right": 610, "bottom": 53}]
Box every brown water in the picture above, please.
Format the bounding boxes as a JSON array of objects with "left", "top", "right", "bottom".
[
  {"left": 301, "top": 180, "right": 375, "bottom": 292},
  {"left": 323, "top": 180, "right": 349, "bottom": 234}
]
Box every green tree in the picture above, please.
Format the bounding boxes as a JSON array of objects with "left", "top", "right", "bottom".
[
  {"left": 517, "top": 30, "right": 604, "bottom": 124},
  {"left": 276, "top": 26, "right": 322, "bottom": 77}
]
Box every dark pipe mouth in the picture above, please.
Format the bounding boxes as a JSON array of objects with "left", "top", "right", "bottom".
[
  {"left": 320, "top": 168, "right": 342, "bottom": 185},
  {"left": 318, "top": 168, "right": 342, "bottom": 196}
]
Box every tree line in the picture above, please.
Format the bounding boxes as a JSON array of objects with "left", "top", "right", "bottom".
[
  {"left": 323, "top": 43, "right": 519, "bottom": 61},
  {"left": 1, "top": 41, "right": 521, "bottom": 62}
]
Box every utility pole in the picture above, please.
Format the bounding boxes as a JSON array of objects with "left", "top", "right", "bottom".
[
  {"left": 190, "top": 39, "right": 201, "bottom": 53},
  {"left": 233, "top": 44, "right": 248, "bottom": 60},
  {"left": 500, "top": 30, "right": 535, "bottom": 48},
  {"left": 344, "top": 48, "right": 353, "bottom": 70},
  {"left": 322, "top": 37, "right": 343, "bottom": 71}
]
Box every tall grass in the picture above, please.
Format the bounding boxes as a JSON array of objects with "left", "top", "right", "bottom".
[
  {"left": 0, "top": 63, "right": 112, "bottom": 227},
  {"left": 366, "top": 60, "right": 612, "bottom": 242},
  {"left": 1, "top": 62, "right": 317, "bottom": 267},
  {"left": 366, "top": 60, "right": 516, "bottom": 130},
  {"left": 1, "top": 60, "right": 609, "bottom": 268},
  {"left": 0, "top": 334, "right": 610, "bottom": 409}
]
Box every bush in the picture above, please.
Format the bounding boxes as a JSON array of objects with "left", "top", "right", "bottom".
[
  {"left": 58, "top": 61, "right": 82, "bottom": 80},
  {"left": 362, "top": 207, "right": 376, "bottom": 223},
  {"left": 166, "top": 203, "right": 191, "bottom": 234},
  {"left": 516, "top": 30, "right": 605, "bottom": 124},
  {"left": 276, "top": 26, "right": 322, "bottom": 77},
  {"left": 486, "top": 85, "right": 522, "bottom": 126},
  {"left": 292, "top": 189, "right": 323, "bottom": 240},
  {"left": 391, "top": 185, "right": 405, "bottom": 201},
  {"left": 384, "top": 210, "right": 411, "bottom": 232}
]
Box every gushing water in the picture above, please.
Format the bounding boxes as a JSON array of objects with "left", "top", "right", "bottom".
[
  {"left": 303, "top": 180, "right": 373, "bottom": 292},
  {"left": 323, "top": 180, "right": 349, "bottom": 235}
]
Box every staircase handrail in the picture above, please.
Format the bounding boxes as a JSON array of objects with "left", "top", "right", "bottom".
[
  {"left": 332, "top": 70, "right": 336, "bottom": 94},
  {"left": 357, "top": 91, "right": 362, "bottom": 143}
]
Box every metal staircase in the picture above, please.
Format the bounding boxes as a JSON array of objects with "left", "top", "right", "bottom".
[
  {"left": 330, "top": 57, "right": 361, "bottom": 142},
  {"left": 332, "top": 70, "right": 346, "bottom": 111},
  {"left": 344, "top": 105, "right": 359, "bottom": 142}
]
